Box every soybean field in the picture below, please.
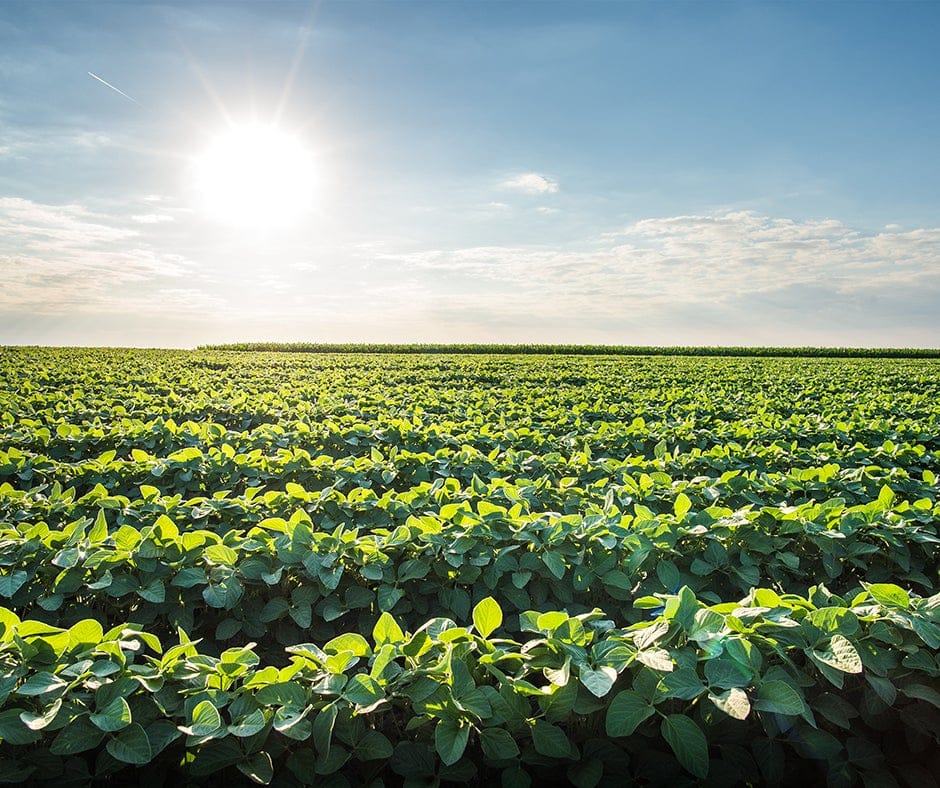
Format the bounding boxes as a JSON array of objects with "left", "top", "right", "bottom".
[{"left": 0, "top": 348, "right": 938, "bottom": 786}]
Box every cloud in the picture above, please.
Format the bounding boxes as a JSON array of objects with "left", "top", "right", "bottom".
[
  {"left": 377, "top": 210, "right": 940, "bottom": 344},
  {"left": 0, "top": 197, "right": 205, "bottom": 317},
  {"left": 500, "top": 172, "right": 559, "bottom": 195},
  {"left": 131, "top": 213, "right": 175, "bottom": 224},
  {"left": 536, "top": 206, "right": 559, "bottom": 215}
]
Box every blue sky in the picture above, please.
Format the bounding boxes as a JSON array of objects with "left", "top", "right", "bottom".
[{"left": 1, "top": 0, "right": 938, "bottom": 346}]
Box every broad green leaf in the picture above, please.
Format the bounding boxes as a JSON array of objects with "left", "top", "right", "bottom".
[
  {"left": 658, "top": 667, "right": 705, "bottom": 700},
  {"left": 674, "top": 493, "right": 692, "bottom": 519},
  {"left": 541, "top": 551, "right": 566, "bottom": 580},
  {"left": 531, "top": 720, "right": 571, "bottom": 758},
  {"left": 106, "top": 722, "right": 152, "bottom": 765},
  {"left": 708, "top": 687, "right": 750, "bottom": 720},
  {"left": 753, "top": 680, "right": 804, "bottom": 716},
  {"left": 605, "top": 690, "right": 654, "bottom": 737},
  {"left": 229, "top": 709, "right": 267, "bottom": 737},
  {"left": 90, "top": 697, "right": 132, "bottom": 732},
  {"left": 480, "top": 727, "right": 520, "bottom": 761},
  {"left": 0, "top": 571, "right": 28, "bottom": 598},
  {"left": 355, "top": 729, "right": 394, "bottom": 760},
  {"left": 344, "top": 674, "right": 384, "bottom": 707},
  {"left": 16, "top": 672, "right": 66, "bottom": 697},
  {"left": 661, "top": 714, "right": 709, "bottom": 778},
  {"left": 188, "top": 700, "right": 223, "bottom": 736},
  {"left": 472, "top": 597, "right": 503, "bottom": 638},
  {"left": 19, "top": 697, "right": 62, "bottom": 731},
  {"left": 48, "top": 714, "right": 102, "bottom": 753},
  {"left": 635, "top": 648, "right": 673, "bottom": 672},
  {"left": 237, "top": 751, "right": 274, "bottom": 785},
  {"left": 867, "top": 583, "right": 910, "bottom": 609},
  {"left": 811, "top": 634, "right": 863, "bottom": 674},
  {"left": 373, "top": 611, "right": 405, "bottom": 646},
  {"left": 579, "top": 666, "right": 618, "bottom": 698},
  {"left": 324, "top": 632, "right": 371, "bottom": 657},
  {"left": 435, "top": 720, "right": 469, "bottom": 766}
]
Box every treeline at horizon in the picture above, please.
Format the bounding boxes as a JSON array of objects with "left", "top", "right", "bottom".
[{"left": 197, "top": 342, "right": 940, "bottom": 358}]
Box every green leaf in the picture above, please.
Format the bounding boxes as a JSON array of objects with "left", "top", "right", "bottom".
[
  {"left": 541, "top": 551, "right": 566, "bottom": 579},
  {"left": 138, "top": 579, "right": 165, "bottom": 603},
  {"left": 531, "top": 720, "right": 571, "bottom": 758},
  {"left": 90, "top": 697, "right": 132, "bottom": 732},
  {"left": 229, "top": 709, "right": 267, "bottom": 737},
  {"left": 753, "top": 680, "right": 804, "bottom": 716},
  {"left": 658, "top": 667, "right": 705, "bottom": 700},
  {"left": 606, "top": 690, "right": 654, "bottom": 737},
  {"left": 661, "top": 714, "right": 709, "bottom": 778},
  {"left": 481, "top": 727, "right": 520, "bottom": 761},
  {"left": 19, "top": 698, "right": 62, "bottom": 731},
  {"left": 189, "top": 700, "right": 223, "bottom": 736},
  {"left": 16, "top": 672, "right": 66, "bottom": 697},
  {"left": 674, "top": 493, "right": 692, "bottom": 519},
  {"left": 372, "top": 611, "right": 405, "bottom": 646},
  {"left": 205, "top": 544, "right": 239, "bottom": 566},
  {"left": 567, "top": 759, "right": 604, "bottom": 788},
  {"left": 811, "top": 634, "right": 863, "bottom": 674},
  {"left": 344, "top": 674, "right": 384, "bottom": 707},
  {"left": 867, "top": 583, "right": 910, "bottom": 609},
  {"left": 708, "top": 687, "right": 751, "bottom": 720},
  {"left": 579, "top": 666, "right": 618, "bottom": 698},
  {"left": 435, "top": 719, "right": 469, "bottom": 766},
  {"left": 312, "top": 703, "right": 337, "bottom": 758},
  {"left": 324, "top": 632, "right": 371, "bottom": 657},
  {"left": 48, "top": 714, "right": 102, "bottom": 753},
  {"left": 68, "top": 618, "right": 104, "bottom": 649},
  {"left": 472, "top": 597, "right": 503, "bottom": 638},
  {"left": 106, "top": 723, "right": 153, "bottom": 765},
  {"left": 704, "top": 657, "right": 751, "bottom": 689},
  {"left": 635, "top": 648, "right": 673, "bottom": 672},
  {"left": 0, "top": 571, "right": 28, "bottom": 598},
  {"left": 237, "top": 751, "right": 274, "bottom": 785},
  {"left": 215, "top": 618, "right": 242, "bottom": 640},
  {"left": 355, "top": 729, "right": 394, "bottom": 760},
  {"left": 255, "top": 682, "right": 307, "bottom": 707},
  {"left": 900, "top": 683, "right": 940, "bottom": 710}
]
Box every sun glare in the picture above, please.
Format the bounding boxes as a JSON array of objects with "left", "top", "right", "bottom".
[{"left": 194, "top": 123, "right": 315, "bottom": 230}]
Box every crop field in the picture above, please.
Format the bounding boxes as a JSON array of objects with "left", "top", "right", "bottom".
[{"left": 0, "top": 347, "right": 938, "bottom": 787}]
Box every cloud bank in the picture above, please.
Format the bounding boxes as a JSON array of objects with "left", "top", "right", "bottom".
[{"left": 377, "top": 210, "right": 940, "bottom": 345}]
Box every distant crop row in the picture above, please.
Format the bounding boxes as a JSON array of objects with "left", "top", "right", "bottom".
[
  {"left": 0, "top": 349, "right": 937, "bottom": 785},
  {"left": 196, "top": 342, "right": 940, "bottom": 357}
]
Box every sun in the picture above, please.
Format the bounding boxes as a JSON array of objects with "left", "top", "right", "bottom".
[{"left": 194, "top": 123, "right": 315, "bottom": 230}]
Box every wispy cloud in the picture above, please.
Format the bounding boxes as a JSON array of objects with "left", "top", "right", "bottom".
[
  {"left": 376, "top": 210, "right": 940, "bottom": 344},
  {"left": 0, "top": 197, "right": 207, "bottom": 317},
  {"left": 501, "top": 172, "right": 559, "bottom": 195},
  {"left": 131, "top": 213, "right": 175, "bottom": 224}
]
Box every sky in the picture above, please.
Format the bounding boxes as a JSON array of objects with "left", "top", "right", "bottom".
[{"left": 1, "top": 0, "right": 939, "bottom": 348}]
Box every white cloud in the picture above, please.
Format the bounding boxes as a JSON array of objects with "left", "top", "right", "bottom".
[
  {"left": 536, "top": 206, "right": 559, "bottom": 215},
  {"left": 500, "top": 172, "right": 559, "bottom": 195},
  {"left": 377, "top": 210, "right": 940, "bottom": 344},
  {"left": 131, "top": 213, "right": 175, "bottom": 224},
  {"left": 885, "top": 223, "right": 902, "bottom": 230},
  {"left": 71, "top": 132, "right": 112, "bottom": 148},
  {"left": 0, "top": 197, "right": 204, "bottom": 317}
]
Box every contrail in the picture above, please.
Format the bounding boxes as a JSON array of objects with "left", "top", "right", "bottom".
[{"left": 87, "top": 72, "right": 141, "bottom": 106}]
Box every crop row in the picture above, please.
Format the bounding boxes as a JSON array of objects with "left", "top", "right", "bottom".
[
  {"left": 0, "top": 584, "right": 938, "bottom": 786},
  {"left": 197, "top": 343, "right": 940, "bottom": 357},
  {"left": 0, "top": 486, "right": 936, "bottom": 649}
]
